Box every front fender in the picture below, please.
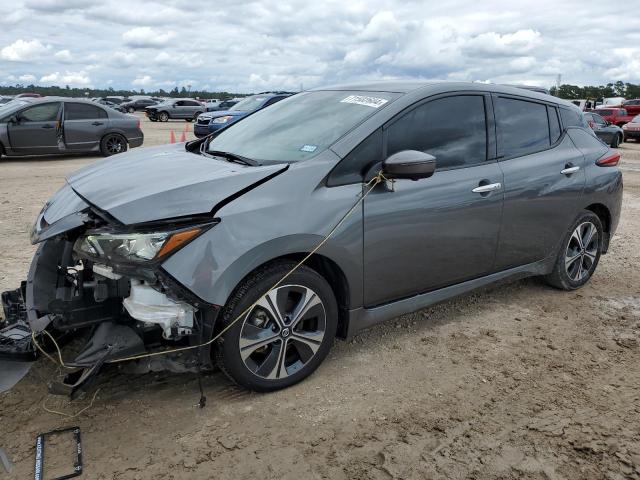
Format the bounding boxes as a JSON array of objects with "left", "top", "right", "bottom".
[{"left": 160, "top": 156, "right": 364, "bottom": 308}]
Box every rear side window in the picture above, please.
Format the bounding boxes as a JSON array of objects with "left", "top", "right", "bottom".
[
  {"left": 548, "top": 106, "right": 561, "bottom": 143},
  {"left": 560, "top": 107, "right": 589, "bottom": 129},
  {"left": 386, "top": 95, "right": 487, "bottom": 169},
  {"left": 65, "top": 103, "right": 107, "bottom": 120},
  {"left": 19, "top": 103, "right": 60, "bottom": 122},
  {"left": 495, "top": 97, "right": 549, "bottom": 158}
]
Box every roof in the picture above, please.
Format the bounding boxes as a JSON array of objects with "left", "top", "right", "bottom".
[{"left": 310, "top": 80, "right": 575, "bottom": 108}]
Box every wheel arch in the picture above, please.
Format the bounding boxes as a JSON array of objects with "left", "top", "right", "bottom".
[
  {"left": 585, "top": 202, "right": 611, "bottom": 252},
  {"left": 213, "top": 252, "right": 352, "bottom": 339}
]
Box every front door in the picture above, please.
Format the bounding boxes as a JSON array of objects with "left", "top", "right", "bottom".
[
  {"left": 363, "top": 94, "right": 504, "bottom": 307},
  {"left": 63, "top": 102, "right": 109, "bottom": 151},
  {"left": 7, "top": 102, "right": 62, "bottom": 155}
]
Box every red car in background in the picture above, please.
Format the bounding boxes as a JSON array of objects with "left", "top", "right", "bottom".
[
  {"left": 622, "top": 114, "right": 640, "bottom": 142},
  {"left": 623, "top": 99, "right": 640, "bottom": 116},
  {"left": 593, "top": 107, "right": 634, "bottom": 127}
]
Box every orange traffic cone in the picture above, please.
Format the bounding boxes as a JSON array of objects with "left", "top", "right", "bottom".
[
  {"left": 184, "top": 123, "right": 190, "bottom": 132},
  {"left": 169, "top": 131, "right": 176, "bottom": 144},
  {"left": 180, "top": 131, "right": 186, "bottom": 142}
]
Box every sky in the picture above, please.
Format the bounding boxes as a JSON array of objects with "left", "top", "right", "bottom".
[{"left": 0, "top": 0, "right": 639, "bottom": 93}]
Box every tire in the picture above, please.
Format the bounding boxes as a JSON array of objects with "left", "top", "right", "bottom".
[
  {"left": 544, "top": 211, "right": 603, "bottom": 290},
  {"left": 611, "top": 133, "right": 621, "bottom": 148},
  {"left": 193, "top": 111, "right": 203, "bottom": 122},
  {"left": 127, "top": 107, "right": 135, "bottom": 114},
  {"left": 100, "top": 134, "right": 128, "bottom": 157},
  {"left": 149, "top": 118, "right": 157, "bottom": 122},
  {"left": 158, "top": 111, "right": 169, "bottom": 122},
  {"left": 185, "top": 118, "right": 193, "bottom": 122},
  {"left": 215, "top": 261, "right": 338, "bottom": 392}
]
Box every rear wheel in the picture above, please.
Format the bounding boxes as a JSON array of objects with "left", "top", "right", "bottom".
[
  {"left": 192, "top": 111, "right": 203, "bottom": 122},
  {"left": 127, "top": 107, "right": 135, "bottom": 114},
  {"left": 100, "top": 134, "right": 128, "bottom": 157},
  {"left": 544, "top": 211, "right": 603, "bottom": 290},
  {"left": 215, "top": 261, "right": 338, "bottom": 392},
  {"left": 158, "top": 112, "right": 169, "bottom": 122}
]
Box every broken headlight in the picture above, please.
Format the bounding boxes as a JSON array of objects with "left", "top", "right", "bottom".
[{"left": 75, "top": 227, "right": 204, "bottom": 264}]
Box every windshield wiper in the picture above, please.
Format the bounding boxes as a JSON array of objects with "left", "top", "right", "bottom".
[{"left": 207, "top": 150, "right": 260, "bottom": 166}]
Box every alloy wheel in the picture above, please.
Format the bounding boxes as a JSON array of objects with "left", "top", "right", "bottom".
[
  {"left": 565, "top": 221, "right": 599, "bottom": 282},
  {"left": 238, "top": 285, "right": 326, "bottom": 380},
  {"left": 105, "top": 136, "right": 124, "bottom": 155}
]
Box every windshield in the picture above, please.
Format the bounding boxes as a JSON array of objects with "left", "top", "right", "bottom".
[
  {"left": 229, "top": 95, "right": 271, "bottom": 111},
  {"left": 0, "top": 99, "right": 28, "bottom": 116},
  {"left": 633, "top": 115, "right": 640, "bottom": 123},
  {"left": 207, "top": 90, "right": 400, "bottom": 163}
]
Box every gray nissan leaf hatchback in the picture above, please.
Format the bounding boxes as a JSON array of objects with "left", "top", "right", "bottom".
[{"left": 1, "top": 82, "right": 622, "bottom": 394}]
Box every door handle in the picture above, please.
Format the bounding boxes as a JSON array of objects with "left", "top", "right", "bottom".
[
  {"left": 472, "top": 182, "right": 502, "bottom": 194},
  {"left": 561, "top": 166, "right": 580, "bottom": 175},
  {"left": 92, "top": 121, "right": 104, "bottom": 126},
  {"left": 41, "top": 124, "right": 54, "bottom": 129}
]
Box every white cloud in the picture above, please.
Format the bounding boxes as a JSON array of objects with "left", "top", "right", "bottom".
[
  {"left": 40, "top": 70, "right": 91, "bottom": 87},
  {"left": 54, "top": 49, "right": 73, "bottom": 62},
  {"left": 463, "top": 29, "right": 542, "bottom": 57},
  {"left": 132, "top": 75, "right": 153, "bottom": 86},
  {"left": 18, "top": 74, "right": 36, "bottom": 82},
  {"left": 0, "top": 39, "right": 48, "bottom": 61},
  {"left": 122, "top": 27, "right": 176, "bottom": 48}
]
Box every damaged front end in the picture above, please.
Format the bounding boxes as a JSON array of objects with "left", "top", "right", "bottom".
[{"left": 2, "top": 184, "right": 220, "bottom": 397}]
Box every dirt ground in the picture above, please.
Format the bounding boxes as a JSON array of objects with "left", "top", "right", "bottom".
[{"left": 1, "top": 117, "right": 639, "bottom": 479}]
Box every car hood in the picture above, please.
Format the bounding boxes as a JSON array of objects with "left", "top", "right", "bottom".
[
  {"left": 199, "top": 109, "right": 247, "bottom": 120},
  {"left": 65, "top": 143, "right": 287, "bottom": 225}
]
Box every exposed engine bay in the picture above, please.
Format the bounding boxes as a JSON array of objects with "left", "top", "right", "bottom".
[{"left": 1, "top": 230, "right": 219, "bottom": 397}]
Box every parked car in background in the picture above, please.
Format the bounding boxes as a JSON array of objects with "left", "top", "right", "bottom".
[
  {"left": 194, "top": 93, "right": 292, "bottom": 137},
  {"left": 119, "top": 98, "right": 158, "bottom": 113},
  {"left": 0, "top": 97, "right": 143, "bottom": 158},
  {"left": 145, "top": 99, "right": 204, "bottom": 122},
  {"left": 97, "top": 96, "right": 132, "bottom": 105},
  {"left": 592, "top": 108, "right": 633, "bottom": 127},
  {"left": 622, "top": 115, "right": 640, "bottom": 142},
  {"left": 15, "top": 93, "right": 41, "bottom": 98},
  {"left": 584, "top": 112, "right": 624, "bottom": 147},
  {"left": 205, "top": 99, "right": 239, "bottom": 112},
  {"left": 622, "top": 99, "right": 640, "bottom": 116},
  {"left": 0, "top": 96, "right": 14, "bottom": 105},
  {"left": 6, "top": 82, "right": 621, "bottom": 395}
]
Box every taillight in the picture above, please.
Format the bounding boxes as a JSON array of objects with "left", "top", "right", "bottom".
[{"left": 596, "top": 152, "right": 620, "bottom": 167}]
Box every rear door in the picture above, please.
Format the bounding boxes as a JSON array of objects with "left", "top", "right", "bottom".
[
  {"left": 62, "top": 102, "right": 109, "bottom": 151},
  {"left": 493, "top": 98, "right": 586, "bottom": 270},
  {"left": 7, "top": 102, "right": 62, "bottom": 154},
  {"left": 362, "top": 93, "right": 504, "bottom": 306}
]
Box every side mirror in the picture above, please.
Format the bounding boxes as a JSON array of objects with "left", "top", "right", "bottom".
[
  {"left": 382, "top": 150, "right": 437, "bottom": 180},
  {"left": 8, "top": 115, "right": 18, "bottom": 124}
]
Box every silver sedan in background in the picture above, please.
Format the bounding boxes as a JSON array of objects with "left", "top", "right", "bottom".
[{"left": 0, "top": 97, "right": 143, "bottom": 158}]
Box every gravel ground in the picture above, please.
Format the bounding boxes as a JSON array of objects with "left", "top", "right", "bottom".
[{"left": 1, "top": 119, "right": 639, "bottom": 479}]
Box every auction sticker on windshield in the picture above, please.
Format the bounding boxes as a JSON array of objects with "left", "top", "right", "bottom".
[{"left": 340, "top": 95, "right": 388, "bottom": 108}]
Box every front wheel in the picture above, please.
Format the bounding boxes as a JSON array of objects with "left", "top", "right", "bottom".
[
  {"left": 100, "top": 134, "right": 128, "bottom": 157},
  {"left": 611, "top": 133, "right": 621, "bottom": 148},
  {"left": 158, "top": 112, "right": 169, "bottom": 122},
  {"left": 544, "top": 211, "right": 603, "bottom": 290},
  {"left": 127, "top": 107, "right": 135, "bottom": 113},
  {"left": 215, "top": 261, "right": 338, "bottom": 392}
]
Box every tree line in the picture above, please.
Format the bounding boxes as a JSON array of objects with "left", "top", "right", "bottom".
[
  {"left": 2, "top": 80, "right": 640, "bottom": 101},
  {"left": 549, "top": 80, "right": 640, "bottom": 100},
  {"left": 0, "top": 84, "right": 244, "bottom": 100}
]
